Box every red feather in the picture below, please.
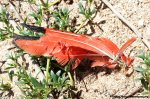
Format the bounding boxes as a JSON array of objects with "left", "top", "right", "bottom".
[
  {"left": 45, "top": 29, "right": 114, "bottom": 58},
  {"left": 14, "top": 27, "right": 136, "bottom": 69},
  {"left": 45, "top": 29, "right": 136, "bottom": 66},
  {"left": 118, "top": 38, "right": 136, "bottom": 56}
]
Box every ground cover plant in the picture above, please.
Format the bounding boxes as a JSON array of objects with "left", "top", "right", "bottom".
[
  {"left": 0, "top": 0, "right": 150, "bottom": 98},
  {"left": 135, "top": 53, "right": 150, "bottom": 98}
]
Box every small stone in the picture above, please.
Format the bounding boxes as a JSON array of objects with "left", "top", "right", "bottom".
[
  {"left": 125, "top": 67, "right": 134, "bottom": 77},
  {"left": 138, "top": 19, "right": 144, "bottom": 28}
]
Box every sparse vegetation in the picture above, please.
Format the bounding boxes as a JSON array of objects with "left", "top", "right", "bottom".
[
  {"left": 0, "top": 7, "right": 15, "bottom": 40},
  {"left": 0, "top": 0, "right": 97, "bottom": 98},
  {"left": 0, "top": 0, "right": 149, "bottom": 98},
  {"left": 135, "top": 53, "right": 150, "bottom": 97}
]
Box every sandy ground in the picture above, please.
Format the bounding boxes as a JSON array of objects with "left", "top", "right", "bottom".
[{"left": 0, "top": 0, "right": 150, "bottom": 98}]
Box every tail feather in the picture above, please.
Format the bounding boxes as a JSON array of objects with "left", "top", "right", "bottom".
[
  {"left": 14, "top": 25, "right": 136, "bottom": 69},
  {"left": 119, "top": 38, "right": 136, "bottom": 56},
  {"left": 21, "top": 23, "right": 46, "bottom": 33}
]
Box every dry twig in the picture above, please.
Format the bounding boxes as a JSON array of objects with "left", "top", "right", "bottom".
[
  {"left": 126, "top": 85, "right": 143, "bottom": 97},
  {"left": 101, "top": 0, "right": 150, "bottom": 50}
]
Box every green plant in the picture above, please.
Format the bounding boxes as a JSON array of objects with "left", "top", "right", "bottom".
[
  {"left": 79, "top": 0, "right": 95, "bottom": 20},
  {"left": 15, "top": 67, "right": 49, "bottom": 98},
  {"left": 76, "top": 0, "right": 95, "bottom": 33},
  {"left": 0, "top": 80, "right": 12, "bottom": 92},
  {"left": 135, "top": 53, "right": 150, "bottom": 97},
  {"left": 50, "top": 70, "right": 70, "bottom": 92},
  {"left": 29, "top": 6, "right": 43, "bottom": 26},
  {"left": 0, "top": 52, "right": 23, "bottom": 95},
  {"left": 14, "top": 67, "right": 71, "bottom": 98},
  {"left": 0, "top": 5, "right": 41, "bottom": 39},
  {"left": 40, "top": 0, "right": 61, "bottom": 12},
  {"left": 5, "top": 52, "right": 72, "bottom": 98},
  {"left": 0, "top": 7, "right": 15, "bottom": 40},
  {"left": 6, "top": 52, "right": 23, "bottom": 70},
  {"left": 52, "top": 8, "right": 70, "bottom": 31}
]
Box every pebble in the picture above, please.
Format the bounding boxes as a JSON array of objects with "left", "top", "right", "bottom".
[{"left": 138, "top": 19, "right": 144, "bottom": 28}]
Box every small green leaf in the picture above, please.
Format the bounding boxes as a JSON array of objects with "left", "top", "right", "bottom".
[
  {"left": 56, "top": 70, "right": 61, "bottom": 76},
  {"left": 79, "top": 3, "right": 85, "bottom": 15},
  {"left": 51, "top": 70, "right": 57, "bottom": 82},
  {"left": 8, "top": 70, "right": 14, "bottom": 81},
  {"left": 52, "top": 8, "right": 70, "bottom": 30},
  {"left": 141, "top": 78, "right": 149, "bottom": 90},
  {"left": 135, "top": 67, "right": 146, "bottom": 73},
  {"left": 30, "top": 76, "right": 41, "bottom": 88}
]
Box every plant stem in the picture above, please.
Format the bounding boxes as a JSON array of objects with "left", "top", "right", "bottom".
[
  {"left": 49, "top": 0, "right": 61, "bottom": 7},
  {"left": 67, "top": 72, "right": 74, "bottom": 86},
  {"left": 40, "top": 0, "right": 45, "bottom": 6},
  {"left": 40, "top": 0, "right": 61, "bottom": 8},
  {"left": 46, "top": 58, "right": 51, "bottom": 83},
  {"left": 75, "top": 19, "right": 88, "bottom": 33}
]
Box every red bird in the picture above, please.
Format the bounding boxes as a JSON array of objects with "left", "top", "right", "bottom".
[{"left": 14, "top": 24, "right": 136, "bottom": 69}]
